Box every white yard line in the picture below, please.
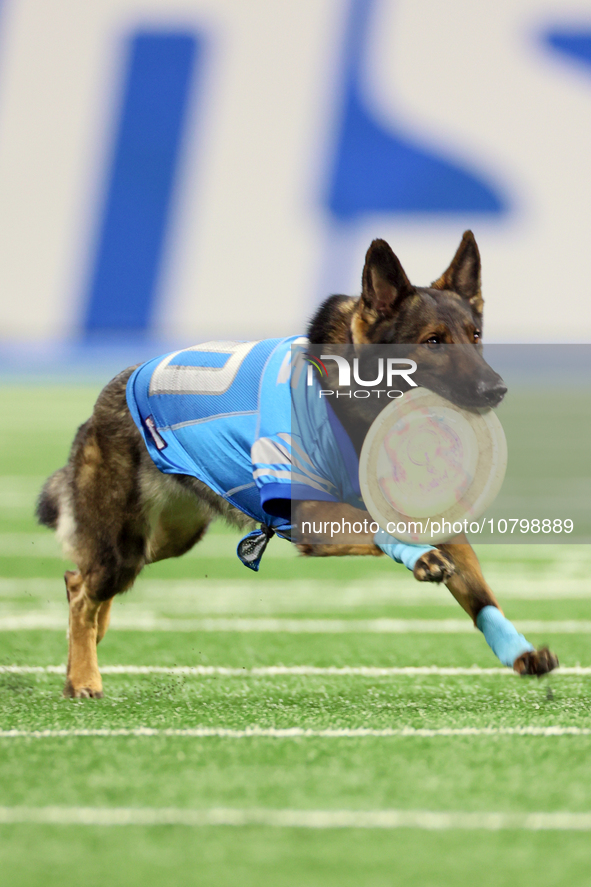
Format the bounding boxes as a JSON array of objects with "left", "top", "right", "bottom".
[
  {"left": 1, "top": 726, "right": 590, "bottom": 739},
  {"left": 0, "top": 806, "right": 590, "bottom": 830},
  {"left": 1, "top": 613, "right": 591, "bottom": 632},
  {"left": 1, "top": 664, "right": 590, "bottom": 677},
  {"left": 2, "top": 576, "right": 591, "bottom": 610}
]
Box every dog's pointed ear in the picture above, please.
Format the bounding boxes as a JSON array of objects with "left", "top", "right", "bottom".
[
  {"left": 361, "top": 239, "right": 414, "bottom": 317},
  {"left": 432, "top": 230, "right": 483, "bottom": 312}
]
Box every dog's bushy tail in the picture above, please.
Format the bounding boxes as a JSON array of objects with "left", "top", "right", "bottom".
[{"left": 36, "top": 468, "right": 67, "bottom": 529}]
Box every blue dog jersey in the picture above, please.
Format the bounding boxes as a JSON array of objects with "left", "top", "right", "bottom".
[
  {"left": 126, "top": 336, "right": 432, "bottom": 571},
  {"left": 126, "top": 337, "right": 364, "bottom": 540}
]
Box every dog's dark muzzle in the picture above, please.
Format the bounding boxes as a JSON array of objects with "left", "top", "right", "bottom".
[
  {"left": 475, "top": 378, "right": 507, "bottom": 407},
  {"left": 415, "top": 370, "right": 508, "bottom": 410}
]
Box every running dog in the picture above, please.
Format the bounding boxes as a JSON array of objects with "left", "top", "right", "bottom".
[{"left": 37, "top": 231, "right": 558, "bottom": 698}]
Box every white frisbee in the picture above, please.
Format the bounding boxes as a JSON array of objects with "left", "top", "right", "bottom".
[{"left": 359, "top": 388, "right": 507, "bottom": 543}]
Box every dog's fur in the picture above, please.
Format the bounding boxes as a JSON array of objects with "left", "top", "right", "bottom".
[{"left": 37, "top": 231, "right": 558, "bottom": 698}]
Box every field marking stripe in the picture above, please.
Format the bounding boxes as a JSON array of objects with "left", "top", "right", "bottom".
[
  {"left": 2, "top": 577, "right": 591, "bottom": 604},
  {"left": 1, "top": 726, "right": 590, "bottom": 739},
  {"left": 2, "top": 615, "right": 591, "bottom": 633},
  {"left": 2, "top": 664, "right": 591, "bottom": 676},
  {"left": 0, "top": 806, "right": 591, "bottom": 829}
]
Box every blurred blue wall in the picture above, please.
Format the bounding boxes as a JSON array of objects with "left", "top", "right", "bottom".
[{"left": 0, "top": 0, "right": 590, "bottom": 346}]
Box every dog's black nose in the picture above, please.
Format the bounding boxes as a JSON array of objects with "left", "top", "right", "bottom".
[{"left": 476, "top": 379, "right": 507, "bottom": 405}]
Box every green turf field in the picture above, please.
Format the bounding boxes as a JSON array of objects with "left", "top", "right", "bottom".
[{"left": 1, "top": 384, "right": 591, "bottom": 886}]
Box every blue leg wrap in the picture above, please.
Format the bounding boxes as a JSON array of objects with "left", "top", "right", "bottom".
[
  {"left": 374, "top": 528, "right": 435, "bottom": 572},
  {"left": 476, "top": 605, "right": 535, "bottom": 668}
]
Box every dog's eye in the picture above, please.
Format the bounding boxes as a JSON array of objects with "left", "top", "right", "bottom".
[
  {"left": 425, "top": 336, "right": 441, "bottom": 346},
  {"left": 473, "top": 330, "right": 481, "bottom": 342}
]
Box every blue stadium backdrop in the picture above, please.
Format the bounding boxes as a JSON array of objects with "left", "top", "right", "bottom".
[{"left": 0, "top": 0, "right": 590, "bottom": 346}]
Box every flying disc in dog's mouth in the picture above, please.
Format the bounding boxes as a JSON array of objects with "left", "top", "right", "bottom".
[{"left": 359, "top": 388, "right": 507, "bottom": 544}]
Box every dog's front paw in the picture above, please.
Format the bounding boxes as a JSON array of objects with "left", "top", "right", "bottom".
[
  {"left": 413, "top": 549, "right": 455, "bottom": 583},
  {"left": 513, "top": 647, "right": 559, "bottom": 677}
]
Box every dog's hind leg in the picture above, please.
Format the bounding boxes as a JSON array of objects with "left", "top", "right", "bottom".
[
  {"left": 144, "top": 483, "right": 212, "bottom": 564},
  {"left": 59, "top": 375, "right": 155, "bottom": 697},
  {"left": 64, "top": 480, "right": 210, "bottom": 697},
  {"left": 63, "top": 499, "right": 148, "bottom": 698},
  {"left": 64, "top": 542, "right": 145, "bottom": 698},
  {"left": 64, "top": 571, "right": 104, "bottom": 698},
  {"left": 97, "top": 599, "right": 113, "bottom": 645}
]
